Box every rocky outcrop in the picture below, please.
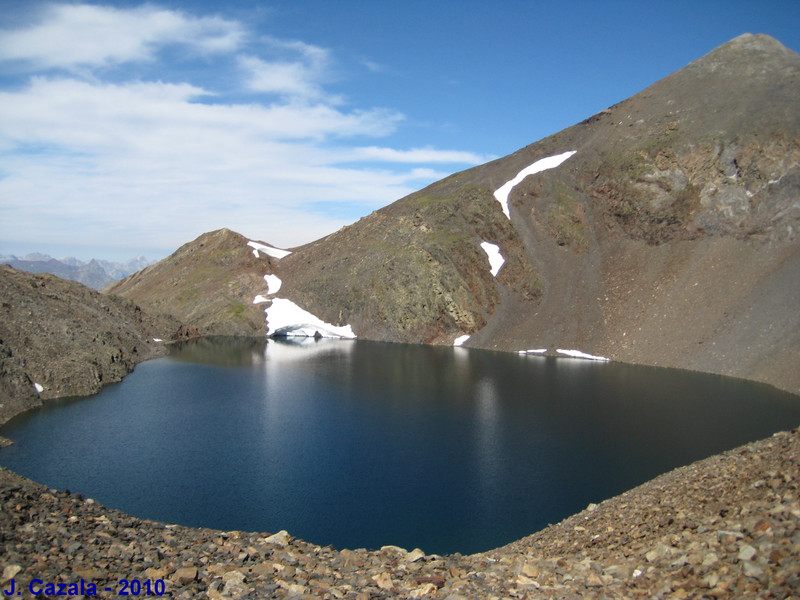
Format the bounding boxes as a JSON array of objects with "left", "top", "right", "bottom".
[
  {"left": 0, "top": 265, "right": 180, "bottom": 426},
  {"left": 107, "top": 228, "right": 274, "bottom": 337},
  {"left": 276, "top": 185, "right": 538, "bottom": 344}
]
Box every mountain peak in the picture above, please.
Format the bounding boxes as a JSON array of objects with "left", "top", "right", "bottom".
[
  {"left": 684, "top": 32, "right": 800, "bottom": 79},
  {"left": 111, "top": 35, "right": 800, "bottom": 395},
  {"left": 724, "top": 32, "right": 794, "bottom": 54}
]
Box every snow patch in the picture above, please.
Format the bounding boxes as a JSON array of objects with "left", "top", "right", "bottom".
[
  {"left": 480, "top": 241, "right": 505, "bottom": 277},
  {"left": 248, "top": 240, "right": 292, "bottom": 259},
  {"left": 493, "top": 150, "right": 577, "bottom": 218},
  {"left": 556, "top": 348, "right": 609, "bottom": 361},
  {"left": 152, "top": 338, "right": 163, "bottom": 343},
  {"left": 264, "top": 274, "right": 282, "bottom": 295},
  {"left": 34, "top": 383, "right": 43, "bottom": 393},
  {"left": 266, "top": 298, "right": 356, "bottom": 339},
  {"left": 453, "top": 334, "right": 471, "bottom": 346},
  {"left": 519, "top": 348, "right": 547, "bottom": 355},
  {"left": 253, "top": 295, "right": 269, "bottom": 304}
]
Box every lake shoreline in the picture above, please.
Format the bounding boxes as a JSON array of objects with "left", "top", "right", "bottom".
[
  {"left": 2, "top": 336, "right": 800, "bottom": 597},
  {"left": 3, "top": 426, "right": 798, "bottom": 598}
]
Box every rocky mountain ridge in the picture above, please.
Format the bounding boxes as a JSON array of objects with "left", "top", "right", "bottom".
[
  {"left": 0, "top": 265, "right": 180, "bottom": 427},
  {"left": 106, "top": 229, "right": 273, "bottom": 337},
  {"left": 111, "top": 33, "right": 800, "bottom": 395}
]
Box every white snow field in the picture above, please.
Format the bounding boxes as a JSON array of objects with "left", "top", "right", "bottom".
[
  {"left": 264, "top": 274, "right": 282, "bottom": 295},
  {"left": 453, "top": 334, "right": 471, "bottom": 346},
  {"left": 556, "top": 348, "right": 609, "bottom": 361},
  {"left": 265, "top": 298, "right": 356, "bottom": 339},
  {"left": 518, "top": 348, "right": 609, "bottom": 361},
  {"left": 480, "top": 241, "right": 505, "bottom": 277},
  {"left": 247, "top": 240, "right": 292, "bottom": 259},
  {"left": 493, "top": 150, "right": 577, "bottom": 218}
]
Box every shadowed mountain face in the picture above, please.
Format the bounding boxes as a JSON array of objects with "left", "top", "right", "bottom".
[{"left": 111, "top": 34, "right": 800, "bottom": 394}]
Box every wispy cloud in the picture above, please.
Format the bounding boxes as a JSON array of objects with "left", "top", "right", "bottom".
[
  {"left": 0, "top": 4, "right": 244, "bottom": 70},
  {"left": 0, "top": 3, "right": 488, "bottom": 258},
  {"left": 238, "top": 37, "right": 336, "bottom": 101}
]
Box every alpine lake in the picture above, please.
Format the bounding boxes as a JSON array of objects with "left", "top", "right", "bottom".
[{"left": 2, "top": 337, "right": 799, "bottom": 556}]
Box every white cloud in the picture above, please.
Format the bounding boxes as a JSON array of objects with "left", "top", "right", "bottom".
[
  {"left": 0, "top": 3, "right": 486, "bottom": 258},
  {"left": 238, "top": 37, "right": 339, "bottom": 102},
  {"left": 0, "top": 4, "right": 244, "bottom": 69},
  {"left": 336, "top": 146, "right": 491, "bottom": 164}
]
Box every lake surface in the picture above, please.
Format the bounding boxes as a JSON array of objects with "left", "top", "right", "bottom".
[{"left": 2, "top": 337, "right": 799, "bottom": 555}]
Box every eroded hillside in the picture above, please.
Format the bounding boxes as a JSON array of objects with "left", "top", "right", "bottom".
[
  {"left": 0, "top": 266, "right": 179, "bottom": 426},
  {"left": 109, "top": 34, "right": 800, "bottom": 394},
  {"left": 107, "top": 229, "right": 275, "bottom": 337}
]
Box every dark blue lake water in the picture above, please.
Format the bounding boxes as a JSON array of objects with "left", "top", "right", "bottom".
[{"left": 1, "top": 337, "right": 799, "bottom": 555}]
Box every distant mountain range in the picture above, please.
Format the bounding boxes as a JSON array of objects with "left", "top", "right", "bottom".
[{"left": 0, "top": 253, "right": 153, "bottom": 289}]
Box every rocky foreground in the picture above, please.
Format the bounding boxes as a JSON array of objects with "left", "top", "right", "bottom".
[{"left": 2, "top": 427, "right": 799, "bottom": 599}]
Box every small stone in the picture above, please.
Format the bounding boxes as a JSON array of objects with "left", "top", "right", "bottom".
[
  {"left": 414, "top": 575, "right": 445, "bottom": 589},
  {"left": 737, "top": 544, "right": 757, "bottom": 561},
  {"left": 145, "top": 567, "right": 168, "bottom": 579},
  {"left": 286, "top": 583, "right": 308, "bottom": 595},
  {"left": 407, "top": 548, "right": 426, "bottom": 562},
  {"left": 516, "top": 574, "right": 539, "bottom": 587},
  {"left": 74, "top": 567, "right": 105, "bottom": 580},
  {"left": 222, "top": 571, "right": 250, "bottom": 599},
  {"left": 264, "top": 530, "right": 291, "bottom": 546},
  {"left": 410, "top": 583, "right": 438, "bottom": 597},
  {"left": 586, "top": 572, "right": 604, "bottom": 587},
  {"left": 752, "top": 519, "right": 772, "bottom": 533},
  {"left": 222, "top": 571, "right": 246, "bottom": 583},
  {"left": 702, "top": 572, "right": 720, "bottom": 588},
  {"left": 742, "top": 562, "right": 764, "bottom": 578},
  {"left": 1, "top": 565, "right": 21, "bottom": 583},
  {"left": 373, "top": 572, "right": 394, "bottom": 590},
  {"left": 250, "top": 562, "right": 272, "bottom": 577},
  {"left": 171, "top": 566, "right": 198, "bottom": 585},
  {"left": 520, "top": 562, "right": 539, "bottom": 578}
]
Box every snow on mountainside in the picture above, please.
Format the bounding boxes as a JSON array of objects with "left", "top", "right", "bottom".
[
  {"left": 109, "top": 34, "right": 800, "bottom": 394},
  {"left": 493, "top": 150, "right": 577, "bottom": 218}
]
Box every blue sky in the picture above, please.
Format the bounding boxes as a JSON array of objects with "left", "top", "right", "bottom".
[{"left": 1, "top": 0, "right": 799, "bottom": 261}]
